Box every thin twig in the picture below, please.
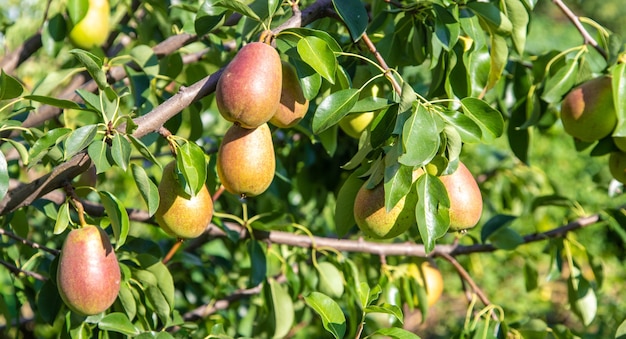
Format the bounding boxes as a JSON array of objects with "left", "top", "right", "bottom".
[
  {"left": 361, "top": 33, "right": 403, "bottom": 95},
  {"left": 0, "top": 259, "right": 48, "bottom": 281},
  {"left": 552, "top": 0, "right": 608, "bottom": 60},
  {"left": 162, "top": 239, "right": 184, "bottom": 265},
  {"left": 0, "top": 228, "right": 59, "bottom": 255}
]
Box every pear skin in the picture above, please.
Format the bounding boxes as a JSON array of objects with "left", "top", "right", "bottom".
[
  {"left": 439, "top": 162, "right": 483, "bottom": 231},
  {"left": 353, "top": 182, "right": 416, "bottom": 239},
  {"left": 217, "top": 123, "right": 275, "bottom": 197},
  {"left": 339, "top": 112, "right": 376, "bottom": 139},
  {"left": 216, "top": 42, "right": 282, "bottom": 129},
  {"left": 609, "top": 152, "right": 626, "bottom": 184},
  {"left": 57, "top": 225, "right": 120, "bottom": 316},
  {"left": 560, "top": 76, "right": 616, "bottom": 142},
  {"left": 270, "top": 61, "right": 309, "bottom": 128},
  {"left": 155, "top": 161, "right": 214, "bottom": 239},
  {"left": 68, "top": 0, "right": 110, "bottom": 49}
]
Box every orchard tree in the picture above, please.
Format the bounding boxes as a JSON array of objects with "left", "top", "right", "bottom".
[{"left": 1, "top": 0, "right": 626, "bottom": 337}]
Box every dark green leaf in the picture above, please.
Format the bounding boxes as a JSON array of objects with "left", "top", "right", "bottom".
[
  {"left": 370, "top": 104, "right": 398, "bottom": 148},
  {"left": 247, "top": 240, "right": 267, "bottom": 288},
  {"left": 480, "top": 214, "right": 517, "bottom": 243},
  {"left": 64, "top": 124, "right": 97, "bottom": 160},
  {"left": 384, "top": 148, "right": 413, "bottom": 212},
  {"left": 99, "top": 191, "right": 130, "bottom": 249},
  {"left": 304, "top": 292, "right": 346, "bottom": 339},
  {"left": 432, "top": 4, "right": 460, "bottom": 51},
  {"left": 398, "top": 104, "right": 440, "bottom": 167},
  {"left": 23, "top": 95, "right": 83, "bottom": 110},
  {"left": 332, "top": 0, "right": 368, "bottom": 41},
  {"left": 28, "top": 128, "right": 71, "bottom": 166},
  {"left": 195, "top": 0, "right": 226, "bottom": 35},
  {"left": 486, "top": 32, "right": 508, "bottom": 90},
  {"left": 216, "top": 0, "right": 259, "bottom": 20},
  {"left": 467, "top": 2, "right": 513, "bottom": 35},
  {"left": 146, "top": 285, "right": 171, "bottom": 325},
  {"left": 118, "top": 282, "right": 137, "bottom": 320},
  {"left": 98, "top": 313, "right": 140, "bottom": 336},
  {"left": 416, "top": 174, "right": 450, "bottom": 253},
  {"left": 460, "top": 97, "right": 504, "bottom": 142},
  {"left": 297, "top": 36, "right": 337, "bottom": 84},
  {"left": 312, "top": 88, "right": 360, "bottom": 134},
  {"left": 69, "top": 49, "right": 108, "bottom": 90},
  {"left": 131, "top": 164, "right": 160, "bottom": 216},
  {"left": 130, "top": 45, "right": 159, "bottom": 77},
  {"left": 524, "top": 261, "right": 538, "bottom": 292},
  {"left": 37, "top": 279, "right": 63, "bottom": 325},
  {"left": 0, "top": 69, "right": 24, "bottom": 100},
  {"left": 87, "top": 139, "right": 112, "bottom": 174},
  {"left": 111, "top": 134, "right": 131, "bottom": 171},
  {"left": 334, "top": 172, "right": 364, "bottom": 237},
  {"left": 439, "top": 109, "right": 482, "bottom": 143},
  {"left": 128, "top": 135, "right": 161, "bottom": 167}
]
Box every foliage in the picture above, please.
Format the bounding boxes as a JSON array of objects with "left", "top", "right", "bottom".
[{"left": 1, "top": 0, "right": 626, "bottom": 338}]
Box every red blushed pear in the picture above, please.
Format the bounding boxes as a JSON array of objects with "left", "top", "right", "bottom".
[
  {"left": 560, "top": 76, "right": 616, "bottom": 142},
  {"left": 56, "top": 225, "right": 121, "bottom": 316},
  {"left": 155, "top": 161, "right": 214, "bottom": 239},
  {"left": 215, "top": 42, "right": 282, "bottom": 129},
  {"left": 269, "top": 61, "right": 309, "bottom": 128}
]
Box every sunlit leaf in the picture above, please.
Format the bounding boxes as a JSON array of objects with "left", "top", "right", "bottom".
[
  {"left": 460, "top": 97, "right": 504, "bottom": 142},
  {"left": 612, "top": 63, "right": 626, "bottom": 137},
  {"left": 416, "top": 174, "right": 450, "bottom": 253},
  {"left": 69, "top": 49, "right": 108, "bottom": 90},
  {"left": 99, "top": 191, "right": 130, "bottom": 249},
  {"left": 0, "top": 69, "right": 24, "bottom": 100},
  {"left": 131, "top": 164, "right": 159, "bottom": 216},
  {"left": 87, "top": 139, "right": 112, "bottom": 174},
  {"left": 505, "top": 0, "right": 530, "bottom": 55},
  {"left": 541, "top": 58, "right": 579, "bottom": 104},
  {"left": 53, "top": 201, "right": 71, "bottom": 235},
  {"left": 111, "top": 134, "right": 131, "bottom": 171},
  {"left": 215, "top": 0, "right": 259, "bottom": 20},
  {"left": 268, "top": 278, "right": 294, "bottom": 339},
  {"left": 364, "top": 303, "right": 404, "bottom": 323},
  {"left": 64, "top": 124, "right": 97, "bottom": 160},
  {"left": 398, "top": 104, "right": 440, "bottom": 167},
  {"left": 312, "top": 88, "right": 360, "bottom": 134},
  {"left": 297, "top": 36, "right": 337, "bottom": 84},
  {"left": 304, "top": 292, "right": 346, "bottom": 339},
  {"left": 467, "top": 2, "right": 513, "bottom": 35},
  {"left": 0, "top": 151, "right": 7, "bottom": 201},
  {"left": 176, "top": 141, "right": 207, "bottom": 197},
  {"left": 98, "top": 313, "right": 140, "bottom": 336},
  {"left": 316, "top": 261, "right": 344, "bottom": 298},
  {"left": 373, "top": 327, "right": 421, "bottom": 339}
]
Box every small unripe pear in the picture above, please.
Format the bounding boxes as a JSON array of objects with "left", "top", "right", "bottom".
[
  {"left": 57, "top": 225, "right": 120, "bottom": 316},
  {"left": 270, "top": 61, "right": 309, "bottom": 128},
  {"left": 155, "top": 161, "right": 214, "bottom": 239},
  {"left": 339, "top": 112, "right": 376, "bottom": 139},
  {"left": 560, "top": 76, "right": 616, "bottom": 142},
  {"left": 609, "top": 152, "right": 626, "bottom": 184},
  {"left": 353, "top": 182, "right": 417, "bottom": 239},
  {"left": 216, "top": 42, "right": 282, "bottom": 129},
  {"left": 217, "top": 123, "right": 275, "bottom": 197},
  {"left": 68, "top": 0, "right": 110, "bottom": 49}
]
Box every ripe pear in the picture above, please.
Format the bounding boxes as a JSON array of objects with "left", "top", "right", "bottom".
[
  {"left": 270, "top": 61, "right": 309, "bottom": 128},
  {"left": 407, "top": 259, "right": 444, "bottom": 307},
  {"left": 155, "top": 161, "right": 214, "bottom": 239},
  {"left": 217, "top": 123, "right": 275, "bottom": 197},
  {"left": 56, "top": 225, "right": 120, "bottom": 316},
  {"left": 216, "top": 42, "right": 282, "bottom": 129},
  {"left": 68, "top": 0, "right": 110, "bottom": 49},
  {"left": 353, "top": 182, "right": 417, "bottom": 239},
  {"left": 339, "top": 112, "right": 376, "bottom": 139},
  {"left": 609, "top": 152, "right": 626, "bottom": 184},
  {"left": 439, "top": 162, "right": 483, "bottom": 231},
  {"left": 560, "top": 76, "right": 616, "bottom": 142}
]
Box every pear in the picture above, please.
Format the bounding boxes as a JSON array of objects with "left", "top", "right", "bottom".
[
  {"left": 216, "top": 42, "right": 282, "bottom": 129},
  {"left": 609, "top": 152, "right": 626, "bottom": 184},
  {"left": 407, "top": 259, "right": 444, "bottom": 307},
  {"left": 560, "top": 76, "right": 616, "bottom": 142},
  {"left": 155, "top": 161, "right": 214, "bottom": 239},
  {"left": 68, "top": 0, "right": 110, "bottom": 49},
  {"left": 353, "top": 182, "right": 417, "bottom": 239},
  {"left": 339, "top": 112, "right": 376, "bottom": 139},
  {"left": 57, "top": 225, "right": 120, "bottom": 316},
  {"left": 439, "top": 162, "right": 483, "bottom": 231},
  {"left": 270, "top": 61, "right": 309, "bottom": 128},
  {"left": 217, "top": 123, "right": 275, "bottom": 197}
]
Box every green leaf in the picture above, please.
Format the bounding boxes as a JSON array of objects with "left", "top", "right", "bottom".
[
  {"left": 216, "top": 0, "right": 260, "bottom": 21},
  {"left": 99, "top": 191, "right": 130, "bottom": 249},
  {"left": 64, "top": 124, "right": 97, "bottom": 160},
  {"left": 612, "top": 63, "right": 626, "bottom": 137},
  {"left": 384, "top": 149, "right": 413, "bottom": 212},
  {"left": 297, "top": 36, "right": 337, "bottom": 84},
  {"left": 111, "top": 134, "right": 131, "bottom": 171},
  {"left": 416, "top": 174, "right": 450, "bottom": 253},
  {"left": 139, "top": 254, "right": 175, "bottom": 309},
  {"left": 146, "top": 285, "right": 171, "bottom": 325},
  {"left": 268, "top": 278, "right": 294, "bottom": 339},
  {"left": 467, "top": 2, "right": 513, "bottom": 35},
  {"left": 131, "top": 164, "right": 159, "bottom": 216},
  {"left": 316, "top": 261, "right": 344, "bottom": 298},
  {"left": 439, "top": 110, "right": 482, "bottom": 143},
  {"left": 87, "top": 139, "right": 112, "bottom": 174},
  {"left": 568, "top": 270, "right": 597, "bottom": 326},
  {"left": 247, "top": 240, "right": 267, "bottom": 288},
  {"left": 0, "top": 151, "right": 7, "bottom": 201},
  {"left": 69, "top": 49, "right": 108, "bottom": 90},
  {"left": 117, "top": 283, "right": 137, "bottom": 320},
  {"left": 67, "top": 0, "right": 88, "bottom": 24},
  {"left": 486, "top": 32, "right": 508, "bottom": 90},
  {"left": 195, "top": 0, "right": 226, "bottom": 35},
  {"left": 23, "top": 95, "right": 84, "bottom": 110},
  {"left": 364, "top": 303, "right": 404, "bottom": 323},
  {"left": 460, "top": 97, "right": 504, "bottom": 142},
  {"left": 489, "top": 227, "right": 524, "bottom": 250},
  {"left": 98, "top": 312, "right": 140, "bottom": 336},
  {"left": 332, "top": 0, "right": 368, "bottom": 41},
  {"left": 0, "top": 69, "right": 24, "bottom": 100},
  {"left": 304, "top": 292, "right": 346, "bottom": 339},
  {"left": 373, "top": 327, "right": 421, "bottom": 339},
  {"left": 176, "top": 141, "right": 207, "bottom": 197},
  {"left": 541, "top": 58, "right": 579, "bottom": 104},
  {"left": 277, "top": 28, "right": 342, "bottom": 53},
  {"left": 53, "top": 202, "right": 71, "bottom": 235},
  {"left": 370, "top": 104, "right": 398, "bottom": 148},
  {"left": 398, "top": 104, "right": 440, "bottom": 167},
  {"left": 128, "top": 135, "right": 161, "bottom": 167},
  {"left": 524, "top": 261, "right": 538, "bottom": 292},
  {"left": 432, "top": 4, "right": 460, "bottom": 51},
  {"left": 480, "top": 214, "right": 517, "bottom": 243},
  {"left": 504, "top": 0, "right": 530, "bottom": 55},
  {"left": 616, "top": 318, "right": 626, "bottom": 339},
  {"left": 130, "top": 45, "right": 160, "bottom": 77},
  {"left": 334, "top": 172, "right": 364, "bottom": 237},
  {"left": 312, "top": 88, "right": 360, "bottom": 134},
  {"left": 36, "top": 279, "right": 63, "bottom": 325},
  {"left": 28, "top": 128, "right": 71, "bottom": 166}
]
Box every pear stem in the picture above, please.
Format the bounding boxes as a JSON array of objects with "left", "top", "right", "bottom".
[
  {"left": 63, "top": 181, "right": 87, "bottom": 228},
  {"left": 162, "top": 238, "right": 184, "bottom": 265}
]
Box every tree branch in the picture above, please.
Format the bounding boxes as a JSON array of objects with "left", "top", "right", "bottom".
[
  {"left": 552, "top": 0, "right": 608, "bottom": 59},
  {"left": 0, "top": 227, "right": 59, "bottom": 256},
  {"left": 0, "top": 259, "right": 48, "bottom": 281}
]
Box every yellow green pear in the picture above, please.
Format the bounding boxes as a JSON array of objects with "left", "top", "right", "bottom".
[
  {"left": 353, "top": 181, "right": 417, "bottom": 239},
  {"left": 339, "top": 111, "right": 376, "bottom": 139},
  {"left": 68, "top": 0, "right": 110, "bottom": 49},
  {"left": 216, "top": 42, "right": 282, "bottom": 129},
  {"left": 407, "top": 259, "right": 444, "bottom": 307},
  {"left": 217, "top": 123, "right": 275, "bottom": 197},
  {"left": 270, "top": 61, "right": 309, "bottom": 128},
  {"left": 609, "top": 152, "right": 626, "bottom": 184},
  {"left": 57, "top": 225, "right": 120, "bottom": 316},
  {"left": 560, "top": 76, "right": 616, "bottom": 142},
  {"left": 155, "top": 161, "right": 214, "bottom": 239}
]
